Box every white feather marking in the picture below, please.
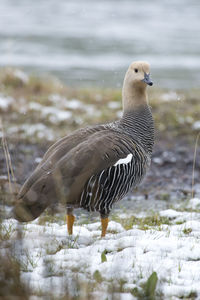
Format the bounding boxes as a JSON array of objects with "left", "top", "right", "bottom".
[{"left": 114, "top": 154, "right": 133, "bottom": 166}]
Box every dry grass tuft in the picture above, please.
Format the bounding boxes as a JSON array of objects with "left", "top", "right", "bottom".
[{"left": 192, "top": 132, "right": 200, "bottom": 198}]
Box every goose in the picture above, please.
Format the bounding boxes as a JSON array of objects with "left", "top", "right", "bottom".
[{"left": 13, "top": 61, "right": 154, "bottom": 237}]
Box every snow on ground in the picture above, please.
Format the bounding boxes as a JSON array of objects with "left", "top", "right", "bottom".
[
  {"left": 193, "top": 121, "right": 200, "bottom": 130},
  {"left": 7, "top": 123, "right": 56, "bottom": 141},
  {"left": 0, "top": 94, "right": 15, "bottom": 111},
  {"left": 160, "top": 91, "right": 181, "bottom": 102},
  {"left": 29, "top": 102, "right": 72, "bottom": 123},
  {"left": 1, "top": 198, "right": 200, "bottom": 299}
]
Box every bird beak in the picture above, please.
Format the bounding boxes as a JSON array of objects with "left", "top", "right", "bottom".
[{"left": 142, "top": 73, "right": 153, "bottom": 86}]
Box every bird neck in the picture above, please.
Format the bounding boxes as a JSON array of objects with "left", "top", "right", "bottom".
[
  {"left": 122, "top": 80, "right": 148, "bottom": 112},
  {"left": 120, "top": 85, "right": 154, "bottom": 154}
]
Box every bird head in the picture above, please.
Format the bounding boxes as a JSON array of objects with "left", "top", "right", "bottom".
[
  {"left": 125, "top": 61, "right": 153, "bottom": 87},
  {"left": 122, "top": 61, "right": 154, "bottom": 111}
]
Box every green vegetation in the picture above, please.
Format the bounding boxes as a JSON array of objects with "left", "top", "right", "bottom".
[
  {"left": 0, "top": 223, "right": 14, "bottom": 241},
  {"left": 183, "top": 227, "right": 192, "bottom": 235},
  {"left": 101, "top": 250, "right": 107, "bottom": 263},
  {"left": 93, "top": 270, "right": 103, "bottom": 283},
  {"left": 112, "top": 213, "right": 171, "bottom": 231},
  {"left": 145, "top": 272, "right": 158, "bottom": 300},
  {"left": 37, "top": 211, "right": 65, "bottom": 225},
  {"left": 131, "top": 271, "right": 158, "bottom": 299}
]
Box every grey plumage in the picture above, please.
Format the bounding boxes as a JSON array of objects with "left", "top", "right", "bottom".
[{"left": 13, "top": 61, "right": 154, "bottom": 228}]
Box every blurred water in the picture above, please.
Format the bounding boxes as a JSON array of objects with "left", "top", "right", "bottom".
[{"left": 0, "top": 0, "right": 200, "bottom": 89}]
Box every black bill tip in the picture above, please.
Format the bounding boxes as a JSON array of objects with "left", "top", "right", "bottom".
[{"left": 142, "top": 73, "right": 153, "bottom": 86}]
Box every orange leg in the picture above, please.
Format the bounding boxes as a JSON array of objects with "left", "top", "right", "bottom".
[
  {"left": 101, "top": 217, "right": 109, "bottom": 237},
  {"left": 66, "top": 214, "right": 75, "bottom": 235}
]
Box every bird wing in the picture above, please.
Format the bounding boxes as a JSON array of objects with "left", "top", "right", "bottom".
[
  {"left": 19, "top": 129, "right": 137, "bottom": 201},
  {"left": 49, "top": 129, "right": 144, "bottom": 205},
  {"left": 17, "top": 125, "right": 105, "bottom": 199},
  {"left": 36, "top": 125, "right": 106, "bottom": 170}
]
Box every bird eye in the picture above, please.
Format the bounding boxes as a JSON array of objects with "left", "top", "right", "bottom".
[{"left": 134, "top": 68, "right": 138, "bottom": 73}]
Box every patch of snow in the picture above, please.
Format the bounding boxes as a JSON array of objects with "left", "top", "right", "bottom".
[
  {"left": 119, "top": 293, "right": 135, "bottom": 300},
  {"left": 161, "top": 91, "right": 181, "bottom": 102},
  {"left": 34, "top": 157, "right": 42, "bottom": 164},
  {"left": 49, "top": 94, "right": 83, "bottom": 112},
  {"left": 65, "top": 99, "right": 83, "bottom": 110},
  {"left": 48, "top": 93, "right": 66, "bottom": 104},
  {"left": 152, "top": 157, "right": 163, "bottom": 165},
  {"left": 49, "top": 93, "right": 62, "bottom": 102},
  {"left": 116, "top": 110, "right": 123, "bottom": 118},
  {"left": 179, "top": 116, "right": 194, "bottom": 125},
  {"left": 0, "top": 175, "right": 8, "bottom": 181},
  {"left": 160, "top": 209, "right": 182, "bottom": 219},
  {"left": 7, "top": 123, "right": 56, "bottom": 141},
  {"left": 13, "top": 69, "right": 29, "bottom": 83},
  {"left": 47, "top": 109, "right": 72, "bottom": 123},
  {"left": 84, "top": 104, "right": 95, "bottom": 115},
  {"left": 17, "top": 123, "right": 55, "bottom": 141},
  {"left": 2, "top": 204, "right": 200, "bottom": 299},
  {"left": 18, "top": 98, "right": 29, "bottom": 114},
  {"left": 106, "top": 220, "right": 124, "bottom": 233},
  {"left": 108, "top": 101, "right": 120, "bottom": 110},
  {"left": 20, "top": 123, "right": 47, "bottom": 135},
  {"left": 29, "top": 102, "right": 72, "bottom": 123},
  {"left": 162, "top": 151, "right": 176, "bottom": 163},
  {"left": 29, "top": 102, "right": 42, "bottom": 111},
  {"left": 193, "top": 121, "right": 200, "bottom": 130},
  {"left": 186, "top": 198, "right": 200, "bottom": 210},
  {"left": 0, "top": 94, "right": 14, "bottom": 111}
]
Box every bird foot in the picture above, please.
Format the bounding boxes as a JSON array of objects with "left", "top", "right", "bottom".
[
  {"left": 67, "top": 214, "right": 75, "bottom": 235},
  {"left": 101, "top": 217, "right": 109, "bottom": 237}
]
